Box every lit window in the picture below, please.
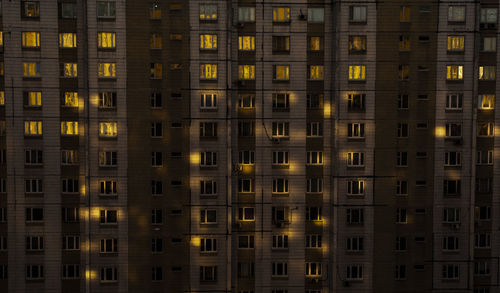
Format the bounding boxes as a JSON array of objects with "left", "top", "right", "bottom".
[
  {"left": 62, "top": 63, "right": 78, "bottom": 77},
  {"left": 480, "top": 8, "right": 498, "bottom": 24},
  {"left": 448, "top": 6, "right": 465, "bottom": 22},
  {"left": 59, "top": 33, "right": 77, "bottom": 48},
  {"left": 149, "top": 3, "right": 161, "bottom": 19},
  {"left": 0, "top": 91, "right": 4, "bottom": 106},
  {"left": 238, "top": 7, "right": 255, "bottom": 22},
  {"left": 447, "top": 36, "right": 464, "bottom": 52},
  {"left": 98, "top": 32, "right": 116, "bottom": 49},
  {"left": 348, "top": 65, "right": 366, "bottom": 81},
  {"left": 479, "top": 66, "right": 496, "bottom": 80},
  {"left": 22, "top": 1, "right": 40, "bottom": 17},
  {"left": 27, "top": 91, "right": 41, "bottom": 107},
  {"left": 200, "top": 64, "right": 217, "bottom": 80},
  {"left": 99, "top": 122, "right": 117, "bottom": 137},
  {"left": 238, "top": 65, "right": 255, "bottom": 80},
  {"left": 308, "top": 8, "right": 324, "bottom": 23},
  {"left": 347, "top": 152, "right": 364, "bottom": 167},
  {"left": 273, "top": 7, "right": 290, "bottom": 22},
  {"left": 309, "top": 65, "right": 323, "bottom": 80},
  {"left": 305, "top": 263, "right": 322, "bottom": 277},
  {"left": 310, "top": 36, "right": 321, "bottom": 51},
  {"left": 200, "top": 4, "right": 217, "bottom": 21},
  {"left": 61, "top": 121, "right": 79, "bottom": 136},
  {"left": 478, "top": 95, "right": 495, "bottom": 110},
  {"left": 21, "top": 32, "right": 40, "bottom": 48},
  {"left": 273, "top": 65, "right": 289, "bottom": 81},
  {"left": 400, "top": 6, "right": 410, "bottom": 22},
  {"left": 24, "top": 121, "right": 42, "bottom": 135},
  {"left": 349, "top": 35, "right": 366, "bottom": 52},
  {"left": 150, "top": 33, "right": 162, "bottom": 49},
  {"left": 446, "top": 65, "right": 463, "bottom": 80},
  {"left": 349, "top": 6, "right": 367, "bottom": 22},
  {"left": 97, "top": 1, "right": 115, "bottom": 18},
  {"left": 238, "top": 94, "right": 255, "bottom": 109},
  {"left": 200, "top": 34, "right": 217, "bottom": 50},
  {"left": 0, "top": 32, "right": 3, "bottom": 47},
  {"left": 482, "top": 37, "right": 496, "bottom": 52},
  {"left": 150, "top": 63, "right": 162, "bottom": 79},
  {"left": 238, "top": 36, "right": 255, "bottom": 51},
  {"left": 98, "top": 63, "right": 116, "bottom": 78}
]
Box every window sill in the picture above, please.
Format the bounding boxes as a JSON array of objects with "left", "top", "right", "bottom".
[{"left": 200, "top": 79, "right": 218, "bottom": 83}]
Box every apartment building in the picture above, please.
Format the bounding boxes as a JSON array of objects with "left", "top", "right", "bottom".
[{"left": 0, "top": 0, "right": 498, "bottom": 293}]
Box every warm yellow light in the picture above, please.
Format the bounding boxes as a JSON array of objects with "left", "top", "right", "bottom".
[
  {"left": 324, "top": 102, "right": 331, "bottom": 117},
  {"left": 190, "top": 152, "right": 200, "bottom": 165},
  {"left": 85, "top": 270, "right": 97, "bottom": 280},
  {"left": 435, "top": 126, "right": 446, "bottom": 137},
  {"left": 191, "top": 237, "right": 201, "bottom": 247},
  {"left": 91, "top": 208, "right": 101, "bottom": 220},
  {"left": 242, "top": 165, "right": 253, "bottom": 174}
]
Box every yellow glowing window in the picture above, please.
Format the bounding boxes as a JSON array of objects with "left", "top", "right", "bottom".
[
  {"left": 98, "top": 63, "right": 116, "bottom": 78},
  {"left": 200, "top": 34, "right": 217, "bottom": 50},
  {"left": 349, "top": 36, "right": 366, "bottom": 52},
  {"left": 23, "top": 62, "right": 41, "bottom": 77},
  {"left": 27, "top": 92, "right": 42, "bottom": 107},
  {"left": 400, "top": 6, "right": 410, "bottom": 21},
  {"left": 0, "top": 62, "right": 3, "bottom": 76},
  {"left": 447, "top": 36, "right": 464, "bottom": 52},
  {"left": 59, "top": 33, "right": 77, "bottom": 48},
  {"left": 150, "top": 3, "right": 161, "bottom": 19},
  {"left": 64, "top": 92, "right": 78, "bottom": 107},
  {"left": 238, "top": 36, "right": 255, "bottom": 51},
  {"left": 24, "top": 121, "right": 42, "bottom": 135},
  {"left": 63, "top": 63, "right": 78, "bottom": 77},
  {"left": 150, "top": 63, "right": 162, "bottom": 79},
  {"left": 61, "top": 121, "right": 79, "bottom": 135},
  {"left": 273, "top": 7, "right": 290, "bottom": 22},
  {"left": 170, "top": 34, "right": 183, "bottom": 40},
  {"left": 0, "top": 92, "right": 4, "bottom": 106},
  {"left": 349, "top": 65, "right": 366, "bottom": 81},
  {"left": 200, "top": 64, "right": 217, "bottom": 80},
  {"left": 22, "top": 32, "right": 40, "bottom": 48},
  {"left": 0, "top": 32, "right": 3, "bottom": 47},
  {"left": 200, "top": 4, "right": 217, "bottom": 20},
  {"left": 238, "top": 65, "right": 255, "bottom": 80},
  {"left": 150, "top": 34, "right": 162, "bottom": 49},
  {"left": 399, "top": 35, "right": 410, "bottom": 51},
  {"left": 446, "top": 65, "right": 463, "bottom": 80},
  {"left": 99, "top": 122, "right": 117, "bottom": 137},
  {"left": 274, "top": 65, "right": 289, "bottom": 80},
  {"left": 479, "top": 66, "right": 496, "bottom": 80},
  {"left": 310, "top": 37, "right": 321, "bottom": 51},
  {"left": 478, "top": 94, "right": 495, "bottom": 110},
  {"left": 309, "top": 66, "right": 324, "bottom": 80},
  {"left": 98, "top": 32, "right": 116, "bottom": 49}
]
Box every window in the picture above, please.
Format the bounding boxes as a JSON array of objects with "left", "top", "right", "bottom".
[
  {"left": 482, "top": 37, "right": 496, "bottom": 52},
  {"left": 99, "top": 92, "right": 116, "bottom": 108},
  {"left": 273, "top": 7, "right": 290, "bottom": 22},
  {"left": 200, "top": 180, "right": 217, "bottom": 196},
  {"left": 200, "top": 238, "right": 217, "bottom": 253},
  {"left": 308, "top": 8, "right": 324, "bottom": 23},
  {"left": 272, "top": 178, "right": 288, "bottom": 194},
  {"left": 238, "top": 7, "right": 255, "bottom": 22},
  {"left": 151, "top": 151, "right": 162, "bottom": 167},
  {"left": 25, "top": 179, "right": 42, "bottom": 194},
  {"left": 305, "top": 263, "right": 322, "bottom": 277},
  {"left": 150, "top": 92, "right": 162, "bottom": 109},
  {"left": 442, "top": 236, "right": 459, "bottom": 251},
  {"left": 238, "top": 150, "right": 254, "bottom": 165},
  {"left": 150, "top": 63, "right": 162, "bottom": 79},
  {"left": 62, "top": 178, "right": 79, "bottom": 193},
  {"left": 238, "top": 207, "right": 255, "bottom": 221},
  {"left": 445, "top": 123, "right": 462, "bottom": 137},
  {"left": 349, "top": 35, "right": 366, "bottom": 53},
  {"left": 309, "top": 65, "right": 323, "bottom": 80},
  {"left": 271, "top": 262, "right": 288, "bottom": 277},
  {"left": 307, "top": 122, "right": 323, "bottom": 137},
  {"left": 200, "top": 34, "right": 217, "bottom": 50},
  {"left": 238, "top": 94, "right": 255, "bottom": 109},
  {"left": 62, "top": 63, "right": 77, "bottom": 77},
  {"left": 21, "top": 32, "right": 40, "bottom": 48},
  {"left": 400, "top": 6, "right": 410, "bottom": 22},
  {"left": 0, "top": 92, "right": 4, "bottom": 106},
  {"left": 151, "top": 209, "right": 162, "bottom": 224},
  {"left": 238, "top": 36, "right": 255, "bottom": 51},
  {"left": 443, "top": 180, "right": 461, "bottom": 196},
  {"left": 98, "top": 63, "right": 116, "bottom": 78},
  {"left": 305, "top": 234, "right": 322, "bottom": 248},
  {"left": 151, "top": 238, "right": 163, "bottom": 253},
  {"left": 238, "top": 65, "right": 255, "bottom": 80},
  {"left": 200, "top": 64, "right": 217, "bottom": 80},
  {"left": 477, "top": 150, "right": 493, "bottom": 165},
  {"left": 273, "top": 65, "right": 289, "bottom": 81},
  {"left": 60, "top": 3, "right": 76, "bottom": 18},
  {"left": 348, "top": 93, "right": 365, "bottom": 110},
  {"left": 443, "top": 208, "right": 460, "bottom": 223},
  {"left": 98, "top": 32, "right": 116, "bottom": 48},
  {"left": 442, "top": 264, "right": 459, "bottom": 280},
  {"left": 398, "top": 94, "right": 408, "bottom": 109},
  {"left": 448, "top": 6, "right": 465, "bottom": 22},
  {"left": 309, "top": 36, "right": 322, "bottom": 51},
  {"left": 396, "top": 208, "right": 407, "bottom": 224},
  {"left": 272, "top": 93, "right": 289, "bottom": 111},
  {"left": 306, "top": 207, "right": 322, "bottom": 221},
  {"left": 446, "top": 65, "right": 463, "bottom": 81},
  {"left": 395, "top": 265, "right": 406, "bottom": 280},
  {"left": 349, "top": 6, "right": 367, "bottom": 22},
  {"left": 395, "top": 237, "right": 407, "bottom": 251},
  {"left": 25, "top": 149, "right": 43, "bottom": 166},
  {"left": 24, "top": 121, "right": 42, "bottom": 136},
  {"left": 22, "top": 1, "right": 40, "bottom": 17},
  {"left": 200, "top": 266, "right": 217, "bottom": 281},
  {"left": 62, "top": 265, "right": 80, "bottom": 279},
  {"left": 446, "top": 94, "right": 463, "bottom": 110},
  {"left": 346, "top": 208, "right": 364, "bottom": 224},
  {"left": 149, "top": 122, "right": 163, "bottom": 138},
  {"left": 476, "top": 206, "right": 491, "bottom": 221},
  {"left": 347, "top": 123, "right": 364, "bottom": 138},
  {"left": 397, "top": 123, "right": 408, "bottom": 138},
  {"left": 444, "top": 152, "right": 461, "bottom": 166},
  {"left": 200, "top": 209, "right": 217, "bottom": 224},
  {"left": 59, "top": 33, "right": 77, "bottom": 48},
  {"left": 62, "top": 92, "right": 78, "bottom": 107},
  {"left": 307, "top": 151, "right": 323, "bottom": 165},
  {"left": 100, "top": 210, "right": 117, "bottom": 225},
  {"left": 238, "top": 235, "right": 254, "bottom": 249},
  {"left": 272, "top": 122, "right": 289, "bottom": 138},
  {"left": 60, "top": 121, "right": 78, "bottom": 136},
  {"left": 272, "top": 151, "right": 289, "bottom": 165},
  {"left": 200, "top": 152, "right": 217, "bottom": 167},
  {"left": 399, "top": 35, "right": 410, "bottom": 51},
  {"left": 399, "top": 65, "right": 409, "bottom": 80},
  {"left": 100, "top": 267, "right": 118, "bottom": 283},
  {"left": 151, "top": 180, "right": 163, "bottom": 196},
  {"left": 238, "top": 121, "right": 255, "bottom": 136},
  {"left": 476, "top": 178, "right": 493, "bottom": 194},
  {"left": 396, "top": 152, "right": 408, "bottom": 167},
  {"left": 62, "top": 207, "right": 79, "bottom": 223},
  {"left": 479, "top": 66, "right": 496, "bottom": 80},
  {"left": 347, "top": 180, "right": 365, "bottom": 195},
  {"left": 99, "top": 151, "right": 117, "bottom": 167},
  {"left": 346, "top": 237, "right": 363, "bottom": 252},
  {"left": 99, "top": 180, "right": 117, "bottom": 196},
  {"left": 200, "top": 4, "right": 217, "bottom": 21},
  {"left": 26, "top": 265, "right": 44, "bottom": 280},
  {"left": 26, "top": 236, "right": 43, "bottom": 251},
  {"left": 447, "top": 36, "right": 464, "bottom": 52},
  {"left": 480, "top": 8, "right": 498, "bottom": 25},
  {"left": 475, "top": 233, "right": 491, "bottom": 248},
  {"left": 474, "top": 261, "right": 490, "bottom": 276},
  {"left": 307, "top": 178, "right": 323, "bottom": 193},
  {"left": 25, "top": 91, "right": 41, "bottom": 107},
  {"left": 272, "top": 207, "right": 289, "bottom": 224},
  {"left": 26, "top": 207, "right": 43, "bottom": 223},
  {"left": 97, "top": 1, "right": 115, "bottom": 18},
  {"left": 346, "top": 265, "right": 363, "bottom": 280},
  {"left": 272, "top": 36, "right": 290, "bottom": 53},
  {"left": 149, "top": 3, "right": 161, "bottom": 19},
  {"left": 23, "top": 62, "right": 41, "bottom": 77},
  {"left": 348, "top": 65, "right": 366, "bottom": 81},
  {"left": 477, "top": 122, "right": 494, "bottom": 137},
  {"left": 347, "top": 152, "right": 364, "bottom": 167}
]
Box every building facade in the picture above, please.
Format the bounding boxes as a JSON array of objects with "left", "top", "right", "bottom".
[{"left": 0, "top": 0, "right": 498, "bottom": 293}]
